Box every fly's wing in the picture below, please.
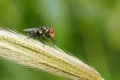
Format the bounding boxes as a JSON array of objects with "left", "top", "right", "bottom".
[
  {"left": 23, "top": 28, "right": 39, "bottom": 38},
  {"left": 23, "top": 28, "right": 38, "bottom": 32}
]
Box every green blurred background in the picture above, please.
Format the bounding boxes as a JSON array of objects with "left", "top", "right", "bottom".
[{"left": 0, "top": 0, "right": 120, "bottom": 80}]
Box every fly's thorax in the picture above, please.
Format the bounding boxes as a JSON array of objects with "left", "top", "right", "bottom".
[{"left": 37, "top": 27, "right": 50, "bottom": 38}]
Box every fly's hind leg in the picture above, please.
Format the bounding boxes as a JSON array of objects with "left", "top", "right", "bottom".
[{"left": 26, "top": 31, "right": 36, "bottom": 39}]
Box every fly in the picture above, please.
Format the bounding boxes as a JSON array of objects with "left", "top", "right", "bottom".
[{"left": 23, "top": 26, "right": 55, "bottom": 44}]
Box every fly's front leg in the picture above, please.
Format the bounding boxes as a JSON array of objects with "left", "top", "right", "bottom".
[{"left": 51, "top": 37, "right": 55, "bottom": 45}]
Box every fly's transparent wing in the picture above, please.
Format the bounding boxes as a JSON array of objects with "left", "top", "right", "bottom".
[
  {"left": 23, "top": 28, "right": 38, "bottom": 38},
  {"left": 23, "top": 28, "right": 38, "bottom": 32}
]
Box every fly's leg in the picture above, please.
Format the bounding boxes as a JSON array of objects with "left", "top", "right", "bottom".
[
  {"left": 51, "top": 37, "right": 55, "bottom": 45},
  {"left": 41, "top": 37, "right": 46, "bottom": 47}
]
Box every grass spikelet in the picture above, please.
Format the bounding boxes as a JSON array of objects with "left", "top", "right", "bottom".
[{"left": 0, "top": 29, "right": 104, "bottom": 80}]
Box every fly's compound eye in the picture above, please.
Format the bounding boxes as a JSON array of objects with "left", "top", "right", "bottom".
[{"left": 50, "top": 28, "right": 55, "bottom": 38}]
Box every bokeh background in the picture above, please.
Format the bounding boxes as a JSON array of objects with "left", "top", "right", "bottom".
[{"left": 0, "top": 0, "right": 120, "bottom": 80}]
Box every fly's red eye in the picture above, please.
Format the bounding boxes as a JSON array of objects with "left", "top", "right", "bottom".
[
  {"left": 50, "top": 28, "right": 55, "bottom": 34},
  {"left": 50, "top": 28, "right": 55, "bottom": 38}
]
